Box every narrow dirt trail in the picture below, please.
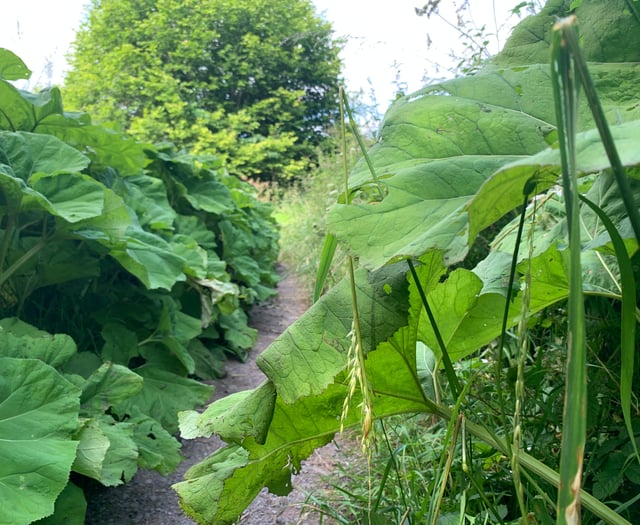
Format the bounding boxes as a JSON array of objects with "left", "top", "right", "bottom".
[{"left": 84, "top": 267, "right": 341, "bottom": 525}]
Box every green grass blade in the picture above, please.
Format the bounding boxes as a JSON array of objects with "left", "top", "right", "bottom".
[
  {"left": 425, "top": 402, "right": 631, "bottom": 524},
  {"left": 579, "top": 194, "right": 639, "bottom": 465},
  {"left": 341, "top": 93, "right": 384, "bottom": 200},
  {"left": 313, "top": 88, "right": 348, "bottom": 304},
  {"left": 314, "top": 233, "right": 338, "bottom": 303},
  {"left": 551, "top": 16, "right": 588, "bottom": 525},
  {"left": 496, "top": 178, "right": 537, "bottom": 459},
  {"left": 408, "top": 259, "right": 461, "bottom": 399}
]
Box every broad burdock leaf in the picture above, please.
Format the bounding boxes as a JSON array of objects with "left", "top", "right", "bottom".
[
  {"left": 176, "top": 366, "right": 428, "bottom": 524},
  {"left": 107, "top": 227, "right": 188, "bottom": 290},
  {"left": 0, "top": 317, "right": 77, "bottom": 367},
  {"left": 0, "top": 357, "right": 80, "bottom": 525},
  {"left": 0, "top": 83, "right": 63, "bottom": 133},
  {"left": 113, "top": 366, "right": 213, "bottom": 434},
  {"left": 80, "top": 362, "right": 144, "bottom": 413},
  {"left": 0, "top": 132, "right": 98, "bottom": 218},
  {"left": 72, "top": 419, "right": 111, "bottom": 482},
  {"left": 468, "top": 120, "right": 640, "bottom": 245},
  {"left": 0, "top": 48, "right": 31, "bottom": 81},
  {"left": 0, "top": 131, "right": 89, "bottom": 178},
  {"left": 116, "top": 173, "right": 176, "bottom": 231},
  {"left": 131, "top": 414, "right": 182, "bottom": 475},
  {"left": 257, "top": 264, "right": 408, "bottom": 403},
  {"left": 36, "top": 482, "right": 87, "bottom": 525},
  {"left": 37, "top": 113, "right": 149, "bottom": 176},
  {"left": 327, "top": 62, "right": 640, "bottom": 271},
  {"left": 86, "top": 415, "right": 138, "bottom": 486},
  {"left": 179, "top": 381, "right": 276, "bottom": 443}
]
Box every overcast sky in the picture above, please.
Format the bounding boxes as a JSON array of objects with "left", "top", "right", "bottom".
[{"left": 0, "top": 0, "right": 527, "bottom": 113}]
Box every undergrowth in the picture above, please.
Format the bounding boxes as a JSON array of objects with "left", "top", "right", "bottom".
[{"left": 275, "top": 136, "right": 361, "bottom": 298}]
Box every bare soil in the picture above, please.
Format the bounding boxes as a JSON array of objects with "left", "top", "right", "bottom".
[{"left": 84, "top": 267, "right": 342, "bottom": 525}]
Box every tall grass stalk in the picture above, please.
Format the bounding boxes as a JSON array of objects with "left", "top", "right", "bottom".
[
  {"left": 558, "top": 16, "right": 640, "bottom": 468},
  {"left": 551, "top": 16, "right": 588, "bottom": 525},
  {"left": 512, "top": 186, "right": 538, "bottom": 523}
]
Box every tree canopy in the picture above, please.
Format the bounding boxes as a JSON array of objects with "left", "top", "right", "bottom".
[{"left": 64, "top": 0, "right": 343, "bottom": 182}]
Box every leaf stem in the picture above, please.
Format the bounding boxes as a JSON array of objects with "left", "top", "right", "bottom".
[
  {"left": 496, "top": 179, "right": 536, "bottom": 460},
  {"left": 341, "top": 92, "right": 385, "bottom": 200},
  {"left": 0, "top": 238, "right": 47, "bottom": 288},
  {"left": 407, "top": 259, "right": 461, "bottom": 399}
]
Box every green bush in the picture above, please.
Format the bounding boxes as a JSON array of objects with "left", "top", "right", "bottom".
[{"left": 0, "top": 49, "right": 279, "bottom": 524}]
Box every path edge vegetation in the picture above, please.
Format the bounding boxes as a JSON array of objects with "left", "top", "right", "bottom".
[
  {"left": 175, "top": 1, "right": 640, "bottom": 524},
  {"left": 0, "top": 48, "right": 280, "bottom": 524}
]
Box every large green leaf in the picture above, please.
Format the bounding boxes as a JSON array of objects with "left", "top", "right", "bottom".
[
  {"left": 73, "top": 411, "right": 182, "bottom": 484},
  {"left": 0, "top": 76, "right": 146, "bottom": 176},
  {"left": 182, "top": 175, "right": 235, "bottom": 215},
  {"left": 67, "top": 186, "right": 134, "bottom": 242},
  {"left": 493, "top": 0, "right": 640, "bottom": 65},
  {"left": 0, "top": 131, "right": 89, "bottom": 178},
  {"left": 0, "top": 317, "right": 77, "bottom": 367},
  {"left": 413, "top": 260, "right": 567, "bottom": 363},
  {"left": 256, "top": 263, "right": 409, "bottom": 403},
  {"left": 327, "top": 60, "right": 640, "bottom": 271},
  {"left": 107, "top": 227, "right": 188, "bottom": 290},
  {"left": 0, "top": 357, "right": 80, "bottom": 525},
  {"left": 80, "top": 362, "right": 144, "bottom": 413},
  {"left": 175, "top": 387, "right": 425, "bottom": 525},
  {"left": 487, "top": 170, "right": 640, "bottom": 296},
  {"left": 71, "top": 418, "right": 111, "bottom": 482},
  {"left": 0, "top": 48, "right": 31, "bottom": 81},
  {"left": 327, "top": 90, "right": 549, "bottom": 269},
  {"left": 175, "top": 264, "right": 428, "bottom": 523},
  {"left": 34, "top": 113, "right": 148, "bottom": 176},
  {"left": 0, "top": 132, "right": 108, "bottom": 239},
  {"left": 82, "top": 415, "right": 138, "bottom": 486},
  {"left": 35, "top": 482, "right": 86, "bottom": 525},
  {"left": 0, "top": 132, "right": 93, "bottom": 214},
  {"left": 131, "top": 413, "right": 182, "bottom": 475},
  {"left": 113, "top": 365, "right": 213, "bottom": 434},
  {"left": 468, "top": 120, "right": 640, "bottom": 245},
  {"left": 116, "top": 173, "right": 176, "bottom": 231},
  {"left": 179, "top": 381, "right": 277, "bottom": 443},
  {"left": 25, "top": 172, "right": 106, "bottom": 222},
  {"left": 173, "top": 445, "right": 251, "bottom": 524},
  {"left": 0, "top": 84, "right": 64, "bottom": 133}
]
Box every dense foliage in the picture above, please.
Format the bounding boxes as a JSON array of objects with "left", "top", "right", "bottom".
[
  {"left": 0, "top": 49, "right": 279, "bottom": 524},
  {"left": 174, "top": 1, "right": 640, "bottom": 523},
  {"left": 64, "top": 0, "right": 342, "bottom": 182}
]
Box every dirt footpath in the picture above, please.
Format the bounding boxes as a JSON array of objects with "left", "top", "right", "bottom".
[{"left": 84, "top": 267, "right": 342, "bottom": 525}]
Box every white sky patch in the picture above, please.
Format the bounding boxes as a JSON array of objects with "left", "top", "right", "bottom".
[
  {"left": 0, "top": 0, "right": 89, "bottom": 87},
  {"left": 0, "top": 0, "right": 528, "bottom": 112},
  {"left": 315, "top": 0, "right": 529, "bottom": 111}
]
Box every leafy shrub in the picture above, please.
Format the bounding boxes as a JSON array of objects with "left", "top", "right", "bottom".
[{"left": 0, "top": 49, "right": 279, "bottom": 524}]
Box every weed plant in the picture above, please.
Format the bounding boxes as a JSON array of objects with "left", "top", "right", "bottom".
[{"left": 307, "top": 301, "right": 639, "bottom": 525}]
